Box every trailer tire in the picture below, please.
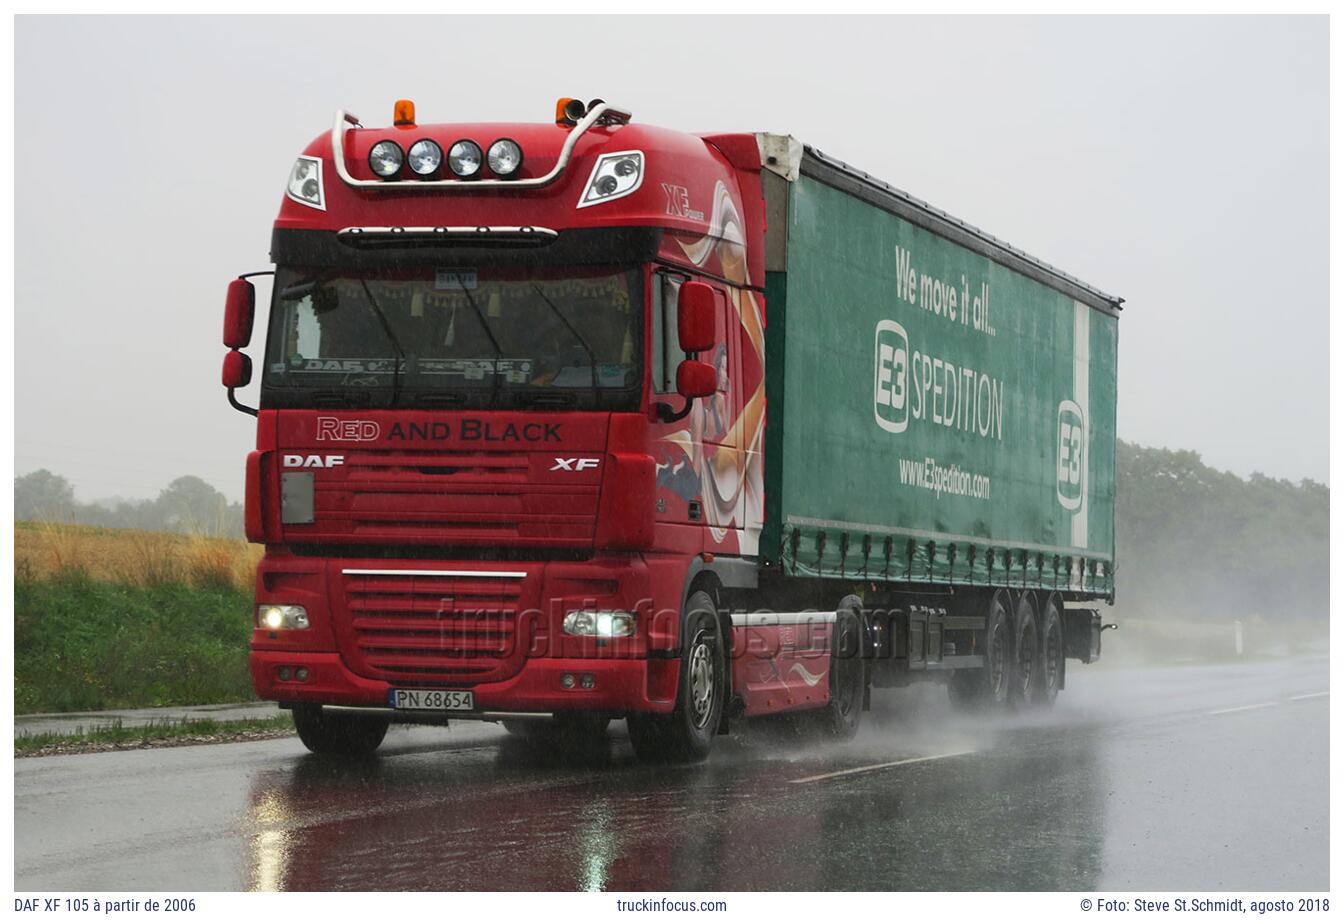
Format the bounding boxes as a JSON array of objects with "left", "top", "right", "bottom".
[
  {"left": 1008, "top": 592, "right": 1039, "bottom": 707},
  {"left": 629, "top": 591, "right": 724, "bottom": 763},
  {"left": 949, "top": 590, "right": 1011, "bottom": 709},
  {"left": 1033, "top": 595, "right": 1065, "bottom": 707},
  {"left": 292, "top": 704, "right": 389, "bottom": 756},
  {"left": 818, "top": 605, "right": 865, "bottom": 740}
]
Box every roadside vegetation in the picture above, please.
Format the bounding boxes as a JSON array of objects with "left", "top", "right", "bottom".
[
  {"left": 14, "top": 522, "right": 262, "bottom": 713},
  {"left": 15, "top": 715, "right": 295, "bottom": 758}
]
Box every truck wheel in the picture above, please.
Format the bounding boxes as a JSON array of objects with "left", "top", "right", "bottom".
[
  {"left": 949, "top": 590, "right": 1011, "bottom": 709},
  {"left": 292, "top": 704, "right": 389, "bottom": 756},
  {"left": 818, "top": 604, "right": 865, "bottom": 740},
  {"left": 1032, "top": 595, "right": 1065, "bottom": 707},
  {"left": 1008, "top": 592, "right": 1039, "bottom": 707},
  {"left": 629, "top": 590, "right": 724, "bottom": 763}
]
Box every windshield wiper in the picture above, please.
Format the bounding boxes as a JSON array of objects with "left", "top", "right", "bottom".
[
  {"left": 531, "top": 284, "right": 600, "bottom": 406},
  {"left": 357, "top": 279, "right": 406, "bottom": 407},
  {"left": 457, "top": 284, "right": 505, "bottom": 408}
]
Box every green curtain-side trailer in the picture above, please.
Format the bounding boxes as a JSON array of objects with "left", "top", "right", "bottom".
[{"left": 757, "top": 137, "right": 1122, "bottom": 601}]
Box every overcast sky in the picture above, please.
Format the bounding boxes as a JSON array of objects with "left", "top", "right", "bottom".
[{"left": 14, "top": 15, "right": 1328, "bottom": 502}]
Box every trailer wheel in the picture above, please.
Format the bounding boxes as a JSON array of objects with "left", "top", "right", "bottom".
[
  {"left": 949, "top": 590, "right": 1011, "bottom": 709},
  {"left": 1008, "top": 592, "right": 1040, "bottom": 707},
  {"left": 1032, "top": 595, "right": 1065, "bottom": 707},
  {"left": 292, "top": 704, "right": 389, "bottom": 756},
  {"left": 817, "top": 605, "right": 865, "bottom": 740},
  {"left": 629, "top": 590, "right": 724, "bottom": 763}
]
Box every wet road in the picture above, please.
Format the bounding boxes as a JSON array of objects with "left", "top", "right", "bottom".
[{"left": 14, "top": 656, "right": 1328, "bottom": 891}]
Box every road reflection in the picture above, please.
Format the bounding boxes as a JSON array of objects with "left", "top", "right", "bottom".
[{"left": 243, "top": 707, "right": 1109, "bottom": 891}]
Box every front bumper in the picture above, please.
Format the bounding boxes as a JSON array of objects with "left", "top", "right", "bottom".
[
  {"left": 248, "top": 550, "right": 686, "bottom": 716},
  {"left": 251, "top": 650, "right": 678, "bottom": 714}
]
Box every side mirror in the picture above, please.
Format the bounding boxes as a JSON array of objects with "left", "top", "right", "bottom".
[
  {"left": 678, "top": 281, "right": 716, "bottom": 353},
  {"left": 676, "top": 359, "right": 716, "bottom": 399},
  {"left": 224, "top": 278, "right": 256, "bottom": 348},
  {"left": 222, "top": 350, "right": 253, "bottom": 389}
]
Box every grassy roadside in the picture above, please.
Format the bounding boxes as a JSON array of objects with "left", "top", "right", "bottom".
[
  {"left": 15, "top": 715, "right": 295, "bottom": 758},
  {"left": 15, "top": 522, "right": 261, "bottom": 713}
]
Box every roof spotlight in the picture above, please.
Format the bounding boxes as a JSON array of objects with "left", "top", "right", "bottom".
[
  {"left": 448, "top": 140, "right": 483, "bottom": 178},
  {"left": 368, "top": 140, "right": 403, "bottom": 178},
  {"left": 407, "top": 139, "right": 442, "bottom": 176},
  {"left": 487, "top": 138, "right": 523, "bottom": 177}
]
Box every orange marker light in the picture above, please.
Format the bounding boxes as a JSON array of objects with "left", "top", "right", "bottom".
[
  {"left": 555, "top": 97, "right": 586, "bottom": 126},
  {"left": 394, "top": 99, "right": 416, "bottom": 128}
]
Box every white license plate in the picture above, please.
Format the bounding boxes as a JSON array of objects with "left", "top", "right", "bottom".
[{"left": 388, "top": 688, "right": 475, "bottom": 711}]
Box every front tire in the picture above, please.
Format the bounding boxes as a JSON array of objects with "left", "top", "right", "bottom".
[
  {"left": 629, "top": 590, "right": 724, "bottom": 763},
  {"left": 292, "top": 704, "right": 389, "bottom": 756}
]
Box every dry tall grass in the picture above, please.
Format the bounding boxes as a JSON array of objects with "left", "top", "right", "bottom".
[{"left": 14, "top": 521, "right": 261, "bottom": 590}]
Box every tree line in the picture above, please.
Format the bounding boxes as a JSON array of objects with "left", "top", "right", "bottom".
[
  {"left": 14, "top": 442, "right": 1330, "bottom": 620},
  {"left": 14, "top": 470, "right": 244, "bottom": 538}
]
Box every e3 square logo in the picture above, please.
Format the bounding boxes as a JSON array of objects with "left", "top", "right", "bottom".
[
  {"left": 1056, "top": 400, "right": 1086, "bottom": 511},
  {"left": 874, "top": 320, "right": 910, "bottom": 434}
]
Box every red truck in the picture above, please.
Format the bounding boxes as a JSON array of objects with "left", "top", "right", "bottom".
[{"left": 222, "top": 98, "right": 1120, "bottom": 761}]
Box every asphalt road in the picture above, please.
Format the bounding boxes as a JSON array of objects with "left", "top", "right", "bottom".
[{"left": 14, "top": 656, "right": 1328, "bottom": 892}]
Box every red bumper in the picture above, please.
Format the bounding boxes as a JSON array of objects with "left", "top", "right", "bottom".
[
  {"left": 248, "top": 550, "right": 687, "bottom": 716},
  {"left": 251, "top": 650, "right": 678, "bottom": 714}
]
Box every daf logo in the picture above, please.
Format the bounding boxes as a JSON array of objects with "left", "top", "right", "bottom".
[
  {"left": 551, "top": 458, "right": 600, "bottom": 472},
  {"left": 873, "top": 320, "right": 910, "bottom": 434},
  {"left": 283, "top": 454, "right": 344, "bottom": 469}
]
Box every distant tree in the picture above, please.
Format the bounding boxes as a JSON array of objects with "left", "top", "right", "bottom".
[
  {"left": 154, "top": 476, "right": 233, "bottom": 535},
  {"left": 14, "top": 470, "right": 76, "bottom": 521}
]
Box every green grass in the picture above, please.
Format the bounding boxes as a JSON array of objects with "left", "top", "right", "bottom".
[
  {"left": 15, "top": 715, "right": 294, "bottom": 756},
  {"left": 14, "top": 570, "right": 256, "bottom": 714}
]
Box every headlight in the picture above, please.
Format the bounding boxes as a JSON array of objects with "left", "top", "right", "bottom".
[
  {"left": 447, "top": 139, "right": 482, "bottom": 178},
  {"left": 487, "top": 138, "right": 523, "bottom": 177},
  {"left": 258, "top": 605, "right": 309, "bottom": 630},
  {"left": 563, "top": 610, "right": 636, "bottom": 638},
  {"left": 285, "top": 156, "right": 325, "bottom": 210},
  {"left": 368, "top": 140, "right": 403, "bottom": 178},
  {"left": 407, "top": 139, "right": 443, "bottom": 176},
  {"left": 577, "top": 150, "right": 643, "bottom": 208}
]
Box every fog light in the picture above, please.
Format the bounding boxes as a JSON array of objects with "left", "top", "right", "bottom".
[
  {"left": 368, "top": 140, "right": 403, "bottom": 177},
  {"left": 258, "top": 605, "right": 309, "bottom": 630},
  {"left": 580, "top": 673, "right": 595, "bottom": 690},
  {"left": 296, "top": 668, "right": 309, "bottom": 682},
  {"left": 487, "top": 138, "right": 523, "bottom": 177},
  {"left": 447, "top": 139, "right": 482, "bottom": 178},
  {"left": 561, "top": 673, "right": 576, "bottom": 689},
  {"left": 278, "top": 667, "right": 292, "bottom": 681},
  {"left": 563, "top": 610, "right": 636, "bottom": 638}
]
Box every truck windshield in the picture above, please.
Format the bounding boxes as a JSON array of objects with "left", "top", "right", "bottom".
[{"left": 261, "top": 265, "right": 642, "bottom": 410}]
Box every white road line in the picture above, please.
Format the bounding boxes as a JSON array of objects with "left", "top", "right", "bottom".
[
  {"left": 1207, "top": 702, "right": 1278, "bottom": 716},
  {"left": 1290, "top": 691, "right": 1329, "bottom": 702},
  {"left": 788, "top": 750, "right": 977, "bottom": 785}
]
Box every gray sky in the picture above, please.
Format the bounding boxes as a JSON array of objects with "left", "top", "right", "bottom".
[{"left": 15, "top": 15, "right": 1328, "bottom": 502}]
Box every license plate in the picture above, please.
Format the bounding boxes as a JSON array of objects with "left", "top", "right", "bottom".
[{"left": 388, "top": 688, "right": 475, "bottom": 712}]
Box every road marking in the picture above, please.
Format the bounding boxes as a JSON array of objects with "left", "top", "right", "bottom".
[
  {"left": 1207, "top": 702, "right": 1278, "bottom": 716},
  {"left": 1290, "top": 691, "right": 1329, "bottom": 702},
  {"left": 788, "top": 750, "right": 977, "bottom": 785}
]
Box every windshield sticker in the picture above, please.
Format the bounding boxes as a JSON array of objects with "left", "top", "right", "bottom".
[
  {"left": 419, "top": 358, "right": 533, "bottom": 384},
  {"left": 289, "top": 358, "right": 397, "bottom": 374},
  {"left": 434, "top": 269, "right": 478, "bottom": 291}
]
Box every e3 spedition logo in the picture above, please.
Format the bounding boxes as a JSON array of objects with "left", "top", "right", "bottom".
[
  {"left": 1056, "top": 400, "right": 1086, "bottom": 511},
  {"left": 874, "top": 320, "right": 910, "bottom": 433}
]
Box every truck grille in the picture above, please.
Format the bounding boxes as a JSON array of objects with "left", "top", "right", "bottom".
[
  {"left": 296, "top": 449, "right": 599, "bottom": 547},
  {"left": 337, "top": 569, "right": 531, "bottom": 683}
]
